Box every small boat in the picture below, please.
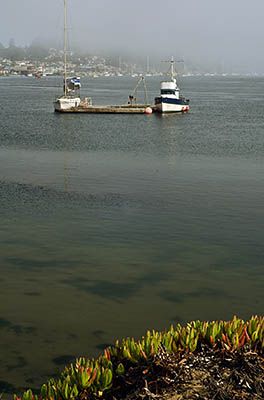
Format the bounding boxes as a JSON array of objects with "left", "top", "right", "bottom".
[
  {"left": 54, "top": 0, "right": 90, "bottom": 112},
  {"left": 154, "top": 56, "right": 189, "bottom": 113}
]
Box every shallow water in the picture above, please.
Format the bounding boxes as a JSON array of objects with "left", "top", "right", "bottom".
[{"left": 0, "top": 75, "right": 264, "bottom": 393}]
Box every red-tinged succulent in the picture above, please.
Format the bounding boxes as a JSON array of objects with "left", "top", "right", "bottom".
[{"left": 16, "top": 316, "right": 264, "bottom": 400}]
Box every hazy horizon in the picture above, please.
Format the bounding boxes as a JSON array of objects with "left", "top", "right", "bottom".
[{"left": 1, "top": 0, "right": 264, "bottom": 73}]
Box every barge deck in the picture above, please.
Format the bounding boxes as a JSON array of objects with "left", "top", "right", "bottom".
[{"left": 55, "top": 104, "right": 154, "bottom": 113}]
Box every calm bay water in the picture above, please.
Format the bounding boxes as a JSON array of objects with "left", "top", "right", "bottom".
[{"left": 0, "top": 75, "right": 264, "bottom": 393}]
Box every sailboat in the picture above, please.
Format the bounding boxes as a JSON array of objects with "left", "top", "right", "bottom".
[
  {"left": 53, "top": 0, "right": 151, "bottom": 114},
  {"left": 154, "top": 56, "right": 189, "bottom": 113},
  {"left": 54, "top": 0, "right": 84, "bottom": 112}
]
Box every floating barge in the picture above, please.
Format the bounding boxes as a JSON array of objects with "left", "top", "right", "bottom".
[{"left": 55, "top": 104, "right": 154, "bottom": 114}]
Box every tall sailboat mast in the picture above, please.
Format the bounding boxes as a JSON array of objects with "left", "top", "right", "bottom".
[
  {"left": 54, "top": 0, "right": 83, "bottom": 111},
  {"left": 64, "top": 0, "right": 67, "bottom": 96}
]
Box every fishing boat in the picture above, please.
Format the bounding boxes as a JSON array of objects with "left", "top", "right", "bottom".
[
  {"left": 154, "top": 57, "right": 189, "bottom": 113},
  {"left": 54, "top": 0, "right": 90, "bottom": 111}
]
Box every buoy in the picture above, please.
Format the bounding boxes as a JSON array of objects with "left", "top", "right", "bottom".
[{"left": 145, "top": 107, "right": 152, "bottom": 114}]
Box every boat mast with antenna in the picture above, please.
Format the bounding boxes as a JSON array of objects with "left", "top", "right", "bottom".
[{"left": 170, "top": 56, "right": 174, "bottom": 81}]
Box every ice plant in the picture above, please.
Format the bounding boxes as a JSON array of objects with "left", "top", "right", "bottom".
[{"left": 15, "top": 315, "right": 264, "bottom": 400}]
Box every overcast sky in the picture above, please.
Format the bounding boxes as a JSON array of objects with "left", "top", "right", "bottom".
[{"left": 1, "top": 0, "right": 264, "bottom": 72}]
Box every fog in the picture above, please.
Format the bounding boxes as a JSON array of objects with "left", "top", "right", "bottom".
[{"left": 1, "top": 0, "right": 264, "bottom": 72}]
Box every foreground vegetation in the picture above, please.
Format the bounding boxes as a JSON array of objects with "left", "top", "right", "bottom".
[{"left": 15, "top": 316, "right": 264, "bottom": 400}]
